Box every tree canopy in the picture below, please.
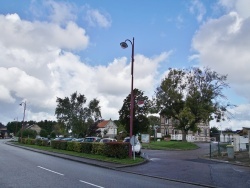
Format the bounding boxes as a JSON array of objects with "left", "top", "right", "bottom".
[
  {"left": 119, "top": 88, "right": 150, "bottom": 135},
  {"left": 154, "top": 67, "right": 233, "bottom": 141},
  {"left": 55, "top": 91, "right": 102, "bottom": 136}
]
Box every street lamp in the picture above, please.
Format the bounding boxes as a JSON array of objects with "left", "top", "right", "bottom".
[
  {"left": 20, "top": 101, "right": 26, "bottom": 140},
  {"left": 120, "top": 37, "right": 134, "bottom": 158}
]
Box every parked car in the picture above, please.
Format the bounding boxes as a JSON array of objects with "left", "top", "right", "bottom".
[
  {"left": 53, "top": 137, "right": 64, "bottom": 141},
  {"left": 61, "top": 137, "right": 73, "bottom": 141},
  {"left": 84, "top": 137, "right": 101, "bottom": 142},
  {"left": 123, "top": 136, "right": 142, "bottom": 155},
  {"left": 99, "top": 138, "right": 117, "bottom": 143},
  {"left": 72, "top": 138, "right": 84, "bottom": 142}
]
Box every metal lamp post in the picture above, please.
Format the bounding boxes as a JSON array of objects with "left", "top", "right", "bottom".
[
  {"left": 20, "top": 101, "right": 26, "bottom": 140},
  {"left": 120, "top": 37, "right": 134, "bottom": 158}
]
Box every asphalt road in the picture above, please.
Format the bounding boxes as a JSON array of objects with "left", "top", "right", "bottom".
[
  {"left": 124, "top": 143, "right": 250, "bottom": 188},
  {"left": 0, "top": 139, "right": 206, "bottom": 188}
]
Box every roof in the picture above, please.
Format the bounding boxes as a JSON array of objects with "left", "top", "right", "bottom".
[{"left": 97, "top": 120, "right": 110, "bottom": 128}]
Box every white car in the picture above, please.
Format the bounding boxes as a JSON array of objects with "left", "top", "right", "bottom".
[
  {"left": 123, "top": 137, "right": 142, "bottom": 155},
  {"left": 100, "top": 138, "right": 117, "bottom": 143}
]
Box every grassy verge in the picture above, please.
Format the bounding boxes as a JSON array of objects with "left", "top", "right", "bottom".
[
  {"left": 11, "top": 142, "right": 144, "bottom": 165},
  {"left": 142, "top": 140, "right": 199, "bottom": 150}
]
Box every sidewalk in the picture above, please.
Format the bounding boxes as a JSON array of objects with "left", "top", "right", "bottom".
[{"left": 203, "top": 151, "right": 250, "bottom": 167}]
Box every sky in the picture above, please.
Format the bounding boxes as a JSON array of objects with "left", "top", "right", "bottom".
[{"left": 0, "top": 0, "right": 250, "bottom": 131}]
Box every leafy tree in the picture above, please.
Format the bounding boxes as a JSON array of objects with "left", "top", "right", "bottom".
[
  {"left": 16, "top": 129, "right": 37, "bottom": 138},
  {"left": 154, "top": 67, "right": 233, "bottom": 141},
  {"left": 119, "top": 88, "right": 150, "bottom": 135},
  {"left": 37, "top": 120, "right": 57, "bottom": 135},
  {"left": 210, "top": 126, "right": 219, "bottom": 134},
  {"left": 40, "top": 129, "right": 48, "bottom": 137},
  {"left": 55, "top": 91, "right": 102, "bottom": 136},
  {"left": 7, "top": 121, "right": 22, "bottom": 136}
]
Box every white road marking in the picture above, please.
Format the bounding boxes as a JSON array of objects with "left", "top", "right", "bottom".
[
  {"left": 150, "top": 158, "right": 161, "bottom": 161},
  {"left": 79, "top": 180, "right": 104, "bottom": 188},
  {"left": 37, "top": 166, "right": 64, "bottom": 176}
]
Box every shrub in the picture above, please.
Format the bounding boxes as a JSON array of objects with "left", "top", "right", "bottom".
[
  {"left": 73, "top": 142, "right": 81, "bottom": 153},
  {"left": 92, "top": 143, "right": 105, "bottom": 155},
  {"left": 51, "top": 140, "right": 61, "bottom": 149},
  {"left": 26, "top": 138, "right": 35, "bottom": 145},
  {"left": 36, "top": 139, "right": 43, "bottom": 146},
  {"left": 59, "top": 141, "right": 67, "bottom": 150},
  {"left": 81, "top": 142, "right": 92, "bottom": 154},
  {"left": 103, "top": 142, "right": 128, "bottom": 159},
  {"left": 67, "top": 142, "right": 74, "bottom": 151}
]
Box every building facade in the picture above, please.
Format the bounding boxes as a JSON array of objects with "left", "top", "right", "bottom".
[{"left": 160, "top": 115, "right": 210, "bottom": 142}]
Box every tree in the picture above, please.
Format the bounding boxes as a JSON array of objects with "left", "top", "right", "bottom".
[
  {"left": 7, "top": 121, "right": 22, "bottom": 136},
  {"left": 119, "top": 88, "right": 150, "bottom": 135},
  {"left": 55, "top": 91, "right": 102, "bottom": 136},
  {"left": 154, "top": 67, "right": 233, "bottom": 141},
  {"left": 40, "top": 129, "right": 48, "bottom": 138}
]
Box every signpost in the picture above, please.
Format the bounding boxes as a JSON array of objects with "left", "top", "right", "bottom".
[{"left": 130, "top": 135, "right": 137, "bottom": 160}]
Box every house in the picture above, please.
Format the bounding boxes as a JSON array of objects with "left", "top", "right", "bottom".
[
  {"left": 26, "top": 124, "right": 41, "bottom": 135},
  {"left": 160, "top": 116, "right": 210, "bottom": 142},
  {"left": 96, "top": 119, "right": 117, "bottom": 138},
  {"left": 0, "top": 123, "right": 8, "bottom": 138}
]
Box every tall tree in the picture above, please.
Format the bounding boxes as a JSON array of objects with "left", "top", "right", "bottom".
[
  {"left": 154, "top": 67, "right": 233, "bottom": 141},
  {"left": 55, "top": 91, "right": 101, "bottom": 136},
  {"left": 119, "top": 88, "right": 150, "bottom": 135}
]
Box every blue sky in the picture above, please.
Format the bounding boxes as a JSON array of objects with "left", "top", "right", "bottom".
[{"left": 0, "top": 0, "right": 250, "bottom": 131}]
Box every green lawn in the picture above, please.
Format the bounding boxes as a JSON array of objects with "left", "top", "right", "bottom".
[{"left": 142, "top": 140, "right": 199, "bottom": 150}]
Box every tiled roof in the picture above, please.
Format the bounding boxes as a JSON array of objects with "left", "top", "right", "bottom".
[{"left": 97, "top": 120, "right": 109, "bottom": 128}]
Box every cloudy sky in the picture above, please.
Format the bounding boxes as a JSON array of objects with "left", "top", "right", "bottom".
[{"left": 0, "top": 0, "right": 249, "bottom": 131}]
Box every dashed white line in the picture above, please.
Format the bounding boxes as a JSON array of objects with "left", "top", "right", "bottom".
[
  {"left": 79, "top": 180, "right": 104, "bottom": 188},
  {"left": 37, "top": 166, "right": 64, "bottom": 176}
]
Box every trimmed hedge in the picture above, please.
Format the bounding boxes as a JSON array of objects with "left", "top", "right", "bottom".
[
  {"left": 103, "top": 142, "right": 129, "bottom": 158},
  {"left": 20, "top": 139, "right": 130, "bottom": 159}
]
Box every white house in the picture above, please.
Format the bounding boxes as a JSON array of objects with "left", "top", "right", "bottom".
[{"left": 96, "top": 119, "right": 117, "bottom": 138}]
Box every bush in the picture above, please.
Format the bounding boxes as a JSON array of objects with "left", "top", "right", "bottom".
[
  {"left": 17, "top": 129, "right": 37, "bottom": 139},
  {"left": 51, "top": 140, "right": 61, "bottom": 149},
  {"left": 59, "top": 141, "right": 67, "bottom": 150},
  {"left": 103, "top": 142, "right": 128, "bottom": 159},
  {"left": 73, "top": 142, "right": 81, "bottom": 153},
  {"left": 92, "top": 143, "right": 105, "bottom": 155},
  {"left": 67, "top": 142, "right": 75, "bottom": 151},
  {"left": 81, "top": 142, "right": 92, "bottom": 154}
]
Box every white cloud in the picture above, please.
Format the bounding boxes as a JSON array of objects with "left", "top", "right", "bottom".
[
  {"left": 189, "top": 0, "right": 206, "bottom": 22},
  {"left": 191, "top": 1, "right": 250, "bottom": 130},
  {"left": 218, "top": 0, "right": 250, "bottom": 19},
  {"left": 0, "top": 11, "right": 169, "bottom": 125},
  {"left": 85, "top": 9, "right": 111, "bottom": 28}
]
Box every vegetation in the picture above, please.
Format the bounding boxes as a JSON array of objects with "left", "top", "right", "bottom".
[
  {"left": 154, "top": 67, "right": 233, "bottom": 141},
  {"left": 55, "top": 91, "right": 102, "bottom": 136},
  {"left": 119, "top": 88, "right": 150, "bottom": 135},
  {"left": 142, "top": 141, "right": 199, "bottom": 150}
]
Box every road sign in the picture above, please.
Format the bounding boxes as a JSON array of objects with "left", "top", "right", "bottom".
[{"left": 130, "top": 135, "right": 138, "bottom": 146}]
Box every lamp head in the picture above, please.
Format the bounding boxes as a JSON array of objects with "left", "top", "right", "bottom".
[{"left": 120, "top": 42, "right": 128, "bottom": 49}]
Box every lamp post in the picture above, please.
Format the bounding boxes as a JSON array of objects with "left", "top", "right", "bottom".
[
  {"left": 120, "top": 37, "right": 134, "bottom": 158},
  {"left": 20, "top": 101, "right": 26, "bottom": 140}
]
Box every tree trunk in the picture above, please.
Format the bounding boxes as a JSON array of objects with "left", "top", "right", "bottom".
[{"left": 182, "top": 131, "right": 187, "bottom": 142}]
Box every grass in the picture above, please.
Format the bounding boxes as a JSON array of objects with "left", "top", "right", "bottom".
[
  {"left": 142, "top": 140, "right": 199, "bottom": 150},
  {"left": 11, "top": 142, "right": 144, "bottom": 165}
]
